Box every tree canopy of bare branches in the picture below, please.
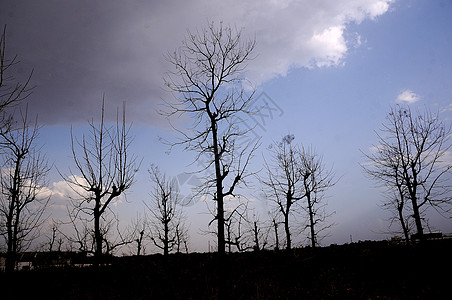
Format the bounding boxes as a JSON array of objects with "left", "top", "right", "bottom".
[
  {"left": 261, "top": 135, "right": 305, "bottom": 250},
  {"left": 0, "top": 109, "right": 50, "bottom": 272},
  {"left": 0, "top": 25, "right": 33, "bottom": 130},
  {"left": 298, "top": 146, "right": 336, "bottom": 248},
  {"left": 62, "top": 99, "right": 139, "bottom": 264},
  {"left": 262, "top": 136, "right": 336, "bottom": 249},
  {"left": 146, "top": 165, "right": 188, "bottom": 256},
  {"left": 362, "top": 106, "right": 452, "bottom": 242},
  {"left": 164, "top": 22, "right": 258, "bottom": 255}
]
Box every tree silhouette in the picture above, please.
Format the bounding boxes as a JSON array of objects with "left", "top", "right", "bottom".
[
  {"left": 146, "top": 165, "right": 188, "bottom": 256},
  {"left": 261, "top": 135, "right": 304, "bottom": 250},
  {"left": 164, "top": 22, "right": 258, "bottom": 255},
  {"left": 62, "top": 99, "right": 139, "bottom": 264},
  {"left": 363, "top": 106, "right": 452, "bottom": 242},
  {"left": 298, "top": 146, "right": 336, "bottom": 248},
  {"left": 0, "top": 109, "right": 50, "bottom": 272}
]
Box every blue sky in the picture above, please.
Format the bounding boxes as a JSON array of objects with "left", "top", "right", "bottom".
[{"left": 2, "top": 0, "right": 452, "bottom": 253}]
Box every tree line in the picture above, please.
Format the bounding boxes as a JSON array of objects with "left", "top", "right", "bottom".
[{"left": 1, "top": 22, "right": 451, "bottom": 273}]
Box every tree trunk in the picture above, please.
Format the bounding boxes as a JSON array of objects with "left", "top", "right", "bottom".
[
  {"left": 273, "top": 219, "right": 279, "bottom": 250},
  {"left": 408, "top": 168, "right": 424, "bottom": 241},
  {"left": 211, "top": 118, "right": 225, "bottom": 255},
  {"left": 397, "top": 206, "right": 410, "bottom": 245},
  {"left": 5, "top": 228, "right": 14, "bottom": 272},
  {"left": 408, "top": 179, "right": 424, "bottom": 241},
  {"left": 5, "top": 213, "right": 14, "bottom": 272},
  {"left": 284, "top": 212, "right": 291, "bottom": 250},
  {"left": 253, "top": 221, "right": 260, "bottom": 251},
  {"left": 164, "top": 220, "right": 169, "bottom": 256},
  {"left": 411, "top": 199, "right": 424, "bottom": 241},
  {"left": 94, "top": 201, "right": 102, "bottom": 265},
  {"left": 307, "top": 194, "right": 316, "bottom": 248}
]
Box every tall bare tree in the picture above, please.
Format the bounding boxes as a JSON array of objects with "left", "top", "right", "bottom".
[
  {"left": 164, "top": 22, "right": 258, "bottom": 255},
  {"left": 62, "top": 99, "right": 139, "bottom": 264},
  {"left": 0, "top": 25, "right": 33, "bottom": 131},
  {"left": 298, "top": 146, "right": 336, "bottom": 248},
  {"left": 363, "top": 106, "right": 452, "bottom": 241},
  {"left": 0, "top": 109, "right": 50, "bottom": 272},
  {"left": 146, "top": 165, "right": 188, "bottom": 256},
  {"left": 261, "top": 135, "right": 304, "bottom": 250}
]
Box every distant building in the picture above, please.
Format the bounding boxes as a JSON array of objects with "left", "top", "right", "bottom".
[
  {"left": 410, "top": 231, "right": 443, "bottom": 242},
  {"left": 0, "top": 251, "right": 89, "bottom": 271}
]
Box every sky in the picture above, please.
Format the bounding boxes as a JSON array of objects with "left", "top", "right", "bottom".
[{"left": 1, "top": 0, "right": 452, "bottom": 253}]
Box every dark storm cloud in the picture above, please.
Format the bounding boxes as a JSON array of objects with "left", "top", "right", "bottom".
[
  {"left": 1, "top": 0, "right": 172, "bottom": 125},
  {"left": 1, "top": 0, "right": 393, "bottom": 125}
]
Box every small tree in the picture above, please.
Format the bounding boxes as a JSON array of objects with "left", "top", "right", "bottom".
[
  {"left": 224, "top": 201, "right": 251, "bottom": 252},
  {"left": 249, "top": 213, "right": 269, "bottom": 251},
  {"left": 147, "top": 165, "right": 188, "bottom": 256},
  {"left": 42, "top": 220, "right": 65, "bottom": 252},
  {"left": 128, "top": 214, "right": 147, "bottom": 256},
  {"left": 0, "top": 110, "right": 50, "bottom": 272},
  {"left": 63, "top": 99, "right": 139, "bottom": 264},
  {"left": 298, "top": 146, "right": 336, "bottom": 248},
  {"left": 363, "top": 106, "right": 452, "bottom": 241},
  {"left": 164, "top": 22, "right": 258, "bottom": 255},
  {"left": 261, "top": 135, "right": 304, "bottom": 250}
]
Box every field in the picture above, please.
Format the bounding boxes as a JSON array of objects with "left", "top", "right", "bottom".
[{"left": 2, "top": 240, "right": 452, "bottom": 299}]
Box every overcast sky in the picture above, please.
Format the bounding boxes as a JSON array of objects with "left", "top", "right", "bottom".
[{"left": 2, "top": 0, "right": 452, "bottom": 253}]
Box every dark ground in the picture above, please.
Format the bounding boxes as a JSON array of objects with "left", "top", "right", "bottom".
[{"left": 2, "top": 239, "right": 452, "bottom": 299}]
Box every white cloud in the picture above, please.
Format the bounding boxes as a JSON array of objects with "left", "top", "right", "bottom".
[
  {"left": 48, "top": 175, "right": 127, "bottom": 208},
  {"left": 220, "top": 0, "right": 395, "bottom": 83},
  {"left": 396, "top": 90, "right": 420, "bottom": 104},
  {"left": 441, "top": 103, "right": 452, "bottom": 113}
]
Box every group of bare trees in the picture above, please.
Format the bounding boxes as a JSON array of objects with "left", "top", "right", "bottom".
[
  {"left": 165, "top": 21, "right": 451, "bottom": 252},
  {"left": 1, "top": 19, "right": 451, "bottom": 274},
  {"left": 261, "top": 137, "right": 336, "bottom": 250},
  {"left": 0, "top": 25, "right": 144, "bottom": 270},
  {"left": 0, "top": 22, "right": 189, "bottom": 267},
  {"left": 164, "top": 22, "right": 337, "bottom": 252}
]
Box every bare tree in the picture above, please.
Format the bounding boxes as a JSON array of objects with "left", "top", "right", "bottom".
[
  {"left": 175, "top": 221, "right": 189, "bottom": 254},
  {"left": 62, "top": 99, "right": 139, "bottom": 264},
  {"left": 224, "top": 201, "right": 251, "bottom": 252},
  {"left": 164, "top": 22, "right": 258, "bottom": 255},
  {"left": 249, "top": 213, "right": 270, "bottom": 251},
  {"left": 0, "top": 109, "right": 50, "bottom": 272},
  {"left": 298, "top": 146, "right": 336, "bottom": 248},
  {"left": 261, "top": 135, "right": 304, "bottom": 250},
  {"left": 42, "top": 220, "right": 65, "bottom": 252},
  {"left": 0, "top": 25, "right": 34, "bottom": 131},
  {"left": 363, "top": 106, "right": 452, "bottom": 242},
  {"left": 128, "top": 213, "right": 147, "bottom": 256},
  {"left": 203, "top": 197, "right": 252, "bottom": 253},
  {"left": 147, "top": 165, "right": 188, "bottom": 256}
]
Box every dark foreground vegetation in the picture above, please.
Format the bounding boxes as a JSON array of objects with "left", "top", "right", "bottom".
[{"left": 3, "top": 239, "right": 452, "bottom": 299}]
